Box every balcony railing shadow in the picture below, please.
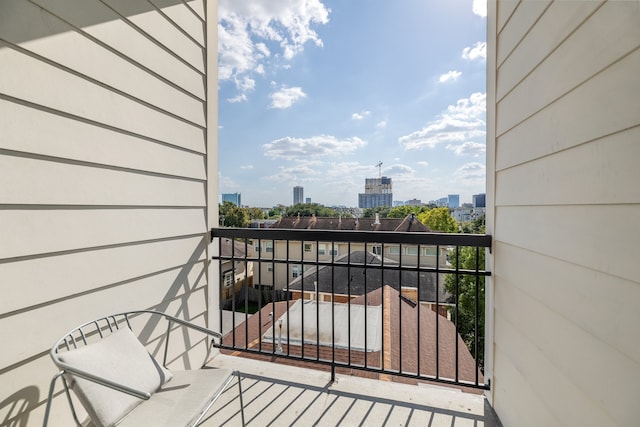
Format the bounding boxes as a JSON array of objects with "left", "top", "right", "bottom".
[{"left": 202, "top": 355, "right": 502, "bottom": 426}]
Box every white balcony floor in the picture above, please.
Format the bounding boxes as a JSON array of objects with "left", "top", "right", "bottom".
[{"left": 201, "top": 354, "right": 501, "bottom": 426}]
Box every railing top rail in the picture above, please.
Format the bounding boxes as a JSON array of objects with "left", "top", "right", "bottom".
[{"left": 211, "top": 227, "right": 491, "bottom": 248}]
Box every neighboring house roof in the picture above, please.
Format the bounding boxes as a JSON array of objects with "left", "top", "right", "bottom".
[
  {"left": 268, "top": 214, "right": 430, "bottom": 232},
  {"left": 288, "top": 250, "right": 452, "bottom": 304},
  {"left": 221, "top": 285, "right": 481, "bottom": 387},
  {"left": 220, "top": 238, "right": 248, "bottom": 257}
]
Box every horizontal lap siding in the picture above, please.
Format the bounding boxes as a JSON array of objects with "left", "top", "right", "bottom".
[
  {"left": 490, "top": 1, "right": 640, "bottom": 426},
  {"left": 0, "top": 0, "right": 211, "bottom": 425}
]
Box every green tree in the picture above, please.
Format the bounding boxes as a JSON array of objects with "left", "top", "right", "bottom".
[
  {"left": 284, "top": 203, "right": 340, "bottom": 217},
  {"left": 460, "top": 215, "right": 486, "bottom": 234},
  {"left": 245, "top": 207, "right": 266, "bottom": 220},
  {"left": 387, "top": 205, "right": 431, "bottom": 218},
  {"left": 417, "top": 207, "right": 458, "bottom": 232},
  {"left": 445, "top": 246, "right": 486, "bottom": 370},
  {"left": 362, "top": 206, "right": 391, "bottom": 218},
  {"left": 268, "top": 204, "right": 286, "bottom": 218},
  {"left": 219, "top": 201, "right": 249, "bottom": 227}
]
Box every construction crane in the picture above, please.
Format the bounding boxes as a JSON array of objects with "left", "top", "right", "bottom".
[{"left": 376, "top": 161, "right": 383, "bottom": 178}]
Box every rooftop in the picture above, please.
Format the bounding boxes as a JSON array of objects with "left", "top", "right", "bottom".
[{"left": 269, "top": 214, "right": 430, "bottom": 232}]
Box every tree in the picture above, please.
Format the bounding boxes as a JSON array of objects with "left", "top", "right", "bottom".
[
  {"left": 460, "top": 215, "right": 486, "bottom": 234},
  {"left": 284, "top": 203, "right": 340, "bottom": 217},
  {"left": 219, "top": 201, "right": 249, "bottom": 227},
  {"left": 362, "top": 206, "right": 391, "bottom": 218},
  {"left": 245, "top": 207, "right": 266, "bottom": 220},
  {"left": 386, "top": 205, "right": 428, "bottom": 218},
  {"left": 417, "top": 207, "right": 458, "bottom": 232},
  {"left": 445, "top": 246, "right": 486, "bottom": 370},
  {"left": 268, "top": 204, "right": 286, "bottom": 218}
]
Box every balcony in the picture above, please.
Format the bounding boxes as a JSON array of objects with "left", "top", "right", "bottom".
[{"left": 208, "top": 226, "right": 498, "bottom": 425}]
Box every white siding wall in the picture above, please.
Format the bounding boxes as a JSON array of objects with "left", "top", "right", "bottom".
[
  {"left": 487, "top": 1, "right": 640, "bottom": 426},
  {"left": 0, "top": 0, "right": 215, "bottom": 424}
]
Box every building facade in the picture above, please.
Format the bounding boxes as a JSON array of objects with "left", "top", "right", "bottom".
[
  {"left": 293, "top": 186, "right": 304, "bottom": 205},
  {"left": 358, "top": 176, "right": 393, "bottom": 208},
  {"left": 472, "top": 193, "right": 486, "bottom": 208},
  {"left": 222, "top": 192, "right": 241, "bottom": 206}
]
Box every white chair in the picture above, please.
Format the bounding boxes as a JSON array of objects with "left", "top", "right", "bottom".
[{"left": 43, "top": 310, "right": 244, "bottom": 427}]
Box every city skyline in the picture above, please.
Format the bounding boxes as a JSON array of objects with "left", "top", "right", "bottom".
[{"left": 218, "top": 0, "right": 487, "bottom": 207}]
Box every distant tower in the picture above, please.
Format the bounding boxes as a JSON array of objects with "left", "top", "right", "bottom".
[
  {"left": 448, "top": 194, "right": 460, "bottom": 208},
  {"left": 221, "top": 192, "right": 241, "bottom": 206},
  {"left": 358, "top": 176, "right": 393, "bottom": 208},
  {"left": 293, "top": 186, "right": 304, "bottom": 205}
]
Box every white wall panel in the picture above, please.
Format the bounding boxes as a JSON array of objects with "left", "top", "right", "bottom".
[
  {"left": 0, "top": 263, "right": 208, "bottom": 370},
  {"left": 0, "top": 209, "right": 206, "bottom": 260},
  {"left": 496, "top": 282, "right": 638, "bottom": 427},
  {"left": 498, "top": 1, "right": 640, "bottom": 132},
  {"left": 0, "top": 237, "right": 207, "bottom": 315},
  {"left": 25, "top": 0, "right": 206, "bottom": 99},
  {"left": 0, "top": 155, "right": 205, "bottom": 206},
  {"left": 496, "top": 48, "right": 640, "bottom": 167},
  {"left": 494, "top": 313, "right": 613, "bottom": 427},
  {"left": 493, "top": 345, "right": 559, "bottom": 427},
  {"left": 496, "top": 0, "right": 551, "bottom": 66},
  {"left": 0, "top": 100, "right": 206, "bottom": 179},
  {"left": 494, "top": 242, "right": 640, "bottom": 365},
  {"left": 185, "top": 0, "right": 205, "bottom": 21},
  {"left": 103, "top": 0, "right": 205, "bottom": 72},
  {"left": 0, "top": 44, "right": 205, "bottom": 152},
  {"left": 496, "top": 0, "right": 603, "bottom": 101},
  {"left": 496, "top": 205, "right": 640, "bottom": 284},
  {"left": 0, "top": 0, "right": 205, "bottom": 126},
  {"left": 151, "top": 0, "right": 205, "bottom": 45},
  {"left": 496, "top": 126, "right": 640, "bottom": 206},
  {"left": 496, "top": 0, "right": 519, "bottom": 34}
]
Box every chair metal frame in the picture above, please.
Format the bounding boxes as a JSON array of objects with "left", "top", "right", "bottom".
[{"left": 43, "top": 310, "right": 244, "bottom": 426}]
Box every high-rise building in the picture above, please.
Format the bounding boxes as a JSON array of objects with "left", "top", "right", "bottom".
[
  {"left": 221, "top": 192, "right": 241, "bottom": 206},
  {"left": 305, "top": 197, "right": 311, "bottom": 204},
  {"left": 448, "top": 194, "right": 460, "bottom": 208},
  {"left": 472, "top": 193, "right": 486, "bottom": 208},
  {"left": 293, "top": 186, "right": 304, "bottom": 205},
  {"left": 358, "top": 177, "right": 393, "bottom": 208}
]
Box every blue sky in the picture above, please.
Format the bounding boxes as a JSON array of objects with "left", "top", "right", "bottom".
[{"left": 218, "top": 0, "right": 487, "bottom": 208}]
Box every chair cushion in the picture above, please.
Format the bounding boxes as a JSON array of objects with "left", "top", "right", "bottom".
[
  {"left": 57, "top": 327, "right": 172, "bottom": 427},
  {"left": 114, "top": 368, "right": 235, "bottom": 427}
]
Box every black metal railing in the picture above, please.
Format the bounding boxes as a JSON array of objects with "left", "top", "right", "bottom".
[{"left": 211, "top": 227, "right": 491, "bottom": 390}]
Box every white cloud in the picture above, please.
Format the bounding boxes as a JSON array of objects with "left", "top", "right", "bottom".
[
  {"left": 417, "top": 161, "right": 429, "bottom": 167},
  {"left": 219, "top": 0, "right": 330, "bottom": 97},
  {"left": 266, "top": 162, "right": 322, "bottom": 182},
  {"left": 263, "top": 135, "right": 367, "bottom": 160},
  {"left": 462, "top": 42, "right": 487, "bottom": 61},
  {"left": 376, "top": 120, "right": 387, "bottom": 129},
  {"left": 227, "top": 94, "right": 247, "bottom": 103},
  {"left": 399, "top": 92, "right": 486, "bottom": 150},
  {"left": 439, "top": 70, "right": 462, "bottom": 83},
  {"left": 473, "top": 0, "right": 487, "bottom": 18},
  {"left": 269, "top": 86, "right": 307, "bottom": 109},
  {"left": 446, "top": 141, "right": 486, "bottom": 157},
  {"left": 454, "top": 162, "right": 486, "bottom": 185},
  {"left": 351, "top": 110, "right": 371, "bottom": 120},
  {"left": 240, "top": 164, "right": 254, "bottom": 170}
]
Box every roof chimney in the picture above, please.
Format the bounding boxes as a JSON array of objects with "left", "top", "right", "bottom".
[{"left": 374, "top": 213, "right": 381, "bottom": 225}]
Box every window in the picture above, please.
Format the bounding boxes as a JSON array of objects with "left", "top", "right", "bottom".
[
  {"left": 372, "top": 245, "right": 382, "bottom": 255},
  {"left": 304, "top": 243, "right": 312, "bottom": 252},
  {"left": 267, "top": 263, "right": 273, "bottom": 272},
  {"left": 254, "top": 243, "right": 261, "bottom": 252},
  {"left": 406, "top": 246, "right": 418, "bottom": 256},
  {"left": 423, "top": 247, "right": 437, "bottom": 256},
  {"left": 389, "top": 246, "right": 400, "bottom": 255},
  {"left": 265, "top": 241, "right": 273, "bottom": 253},
  {"left": 329, "top": 247, "right": 338, "bottom": 256},
  {"left": 223, "top": 271, "right": 234, "bottom": 287},
  {"left": 318, "top": 244, "right": 326, "bottom": 255},
  {"left": 292, "top": 264, "right": 302, "bottom": 278}
]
